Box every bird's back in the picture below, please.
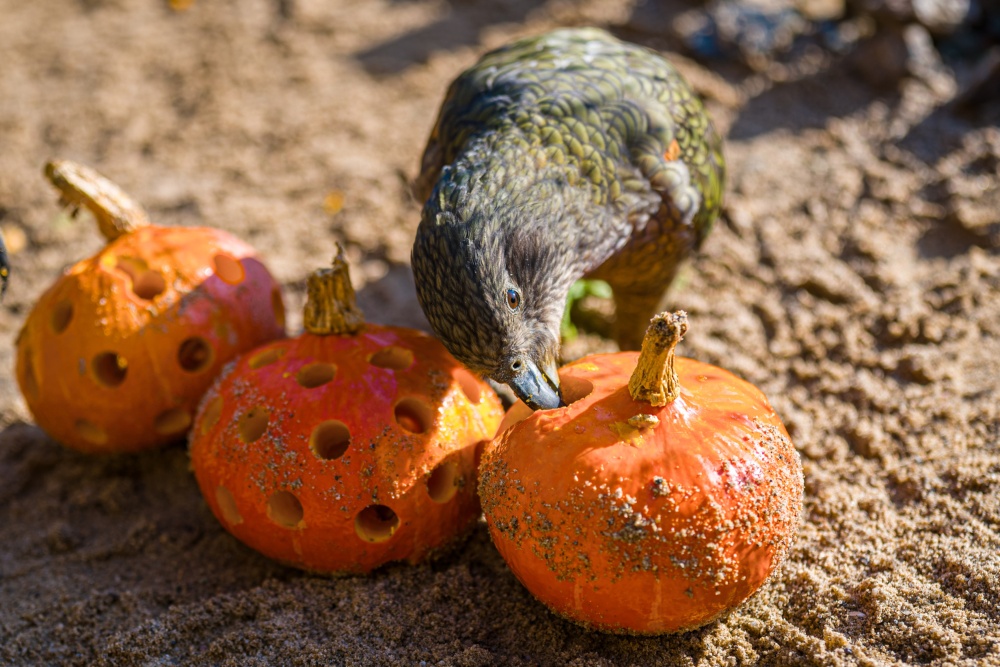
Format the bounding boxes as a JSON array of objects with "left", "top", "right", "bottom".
[{"left": 415, "top": 28, "right": 724, "bottom": 252}]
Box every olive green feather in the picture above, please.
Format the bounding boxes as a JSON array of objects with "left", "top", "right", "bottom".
[{"left": 411, "top": 28, "right": 724, "bottom": 405}]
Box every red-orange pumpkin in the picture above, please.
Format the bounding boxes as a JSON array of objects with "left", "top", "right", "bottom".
[
  {"left": 15, "top": 160, "right": 286, "bottom": 453},
  {"left": 189, "top": 249, "right": 504, "bottom": 574},
  {"left": 479, "top": 311, "right": 803, "bottom": 634}
]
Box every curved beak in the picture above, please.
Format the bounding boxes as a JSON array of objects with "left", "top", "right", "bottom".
[{"left": 508, "top": 358, "right": 564, "bottom": 411}]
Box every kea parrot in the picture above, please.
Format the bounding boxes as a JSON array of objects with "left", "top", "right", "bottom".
[{"left": 411, "top": 28, "right": 725, "bottom": 410}]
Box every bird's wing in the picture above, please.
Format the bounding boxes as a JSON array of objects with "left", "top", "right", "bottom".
[
  {"left": 413, "top": 28, "right": 620, "bottom": 206},
  {"left": 415, "top": 29, "right": 724, "bottom": 248},
  {"left": 412, "top": 56, "right": 510, "bottom": 205},
  {"left": 609, "top": 45, "right": 725, "bottom": 250}
]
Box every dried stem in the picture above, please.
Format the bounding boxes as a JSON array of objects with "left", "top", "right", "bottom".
[
  {"left": 303, "top": 243, "right": 365, "bottom": 335},
  {"left": 44, "top": 160, "right": 150, "bottom": 241},
  {"left": 628, "top": 310, "right": 689, "bottom": 406}
]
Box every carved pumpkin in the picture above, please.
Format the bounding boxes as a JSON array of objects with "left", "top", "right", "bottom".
[
  {"left": 480, "top": 311, "right": 803, "bottom": 634},
  {"left": 15, "top": 160, "right": 286, "bottom": 453},
  {"left": 189, "top": 248, "right": 503, "bottom": 575}
]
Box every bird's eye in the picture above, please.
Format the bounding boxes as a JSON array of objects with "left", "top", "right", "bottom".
[{"left": 505, "top": 288, "right": 521, "bottom": 311}]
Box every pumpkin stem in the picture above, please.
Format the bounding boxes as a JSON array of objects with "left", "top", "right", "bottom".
[
  {"left": 628, "top": 310, "right": 689, "bottom": 406},
  {"left": 44, "top": 159, "right": 150, "bottom": 241},
  {"left": 303, "top": 243, "right": 366, "bottom": 335}
]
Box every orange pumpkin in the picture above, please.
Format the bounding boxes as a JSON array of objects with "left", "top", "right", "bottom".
[
  {"left": 189, "top": 248, "right": 504, "bottom": 575},
  {"left": 15, "top": 160, "right": 286, "bottom": 453},
  {"left": 479, "top": 311, "right": 803, "bottom": 634}
]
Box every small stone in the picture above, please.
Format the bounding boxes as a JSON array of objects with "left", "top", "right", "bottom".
[
  {"left": 913, "top": 0, "right": 973, "bottom": 35},
  {"left": 628, "top": 414, "right": 660, "bottom": 430},
  {"left": 850, "top": 27, "right": 910, "bottom": 89},
  {"left": 796, "top": 0, "right": 846, "bottom": 21}
]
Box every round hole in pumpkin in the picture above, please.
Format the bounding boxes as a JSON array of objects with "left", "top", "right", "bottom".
[
  {"left": 354, "top": 504, "right": 399, "bottom": 543},
  {"left": 267, "top": 490, "right": 303, "bottom": 528},
  {"left": 131, "top": 270, "right": 166, "bottom": 300},
  {"left": 113, "top": 257, "right": 164, "bottom": 300},
  {"left": 310, "top": 420, "right": 350, "bottom": 460},
  {"left": 238, "top": 407, "right": 269, "bottom": 443},
  {"left": 51, "top": 300, "right": 74, "bottom": 334},
  {"left": 215, "top": 486, "right": 243, "bottom": 526},
  {"left": 455, "top": 369, "right": 482, "bottom": 404},
  {"left": 201, "top": 395, "right": 222, "bottom": 435},
  {"left": 213, "top": 254, "right": 245, "bottom": 285},
  {"left": 561, "top": 376, "right": 594, "bottom": 405},
  {"left": 394, "top": 397, "right": 434, "bottom": 434},
  {"left": 271, "top": 286, "right": 285, "bottom": 329},
  {"left": 113, "top": 256, "right": 143, "bottom": 281},
  {"left": 92, "top": 352, "right": 128, "bottom": 388},
  {"left": 178, "top": 337, "right": 214, "bottom": 373},
  {"left": 153, "top": 408, "right": 192, "bottom": 437},
  {"left": 427, "top": 460, "right": 460, "bottom": 503},
  {"left": 200, "top": 394, "right": 223, "bottom": 435},
  {"left": 249, "top": 347, "right": 285, "bottom": 370},
  {"left": 75, "top": 419, "right": 108, "bottom": 446},
  {"left": 370, "top": 346, "right": 414, "bottom": 371},
  {"left": 296, "top": 363, "right": 336, "bottom": 389}
]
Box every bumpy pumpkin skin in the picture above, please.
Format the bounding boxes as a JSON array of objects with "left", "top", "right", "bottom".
[
  {"left": 15, "top": 225, "right": 285, "bottom": 453},
  {"left": 189, "top": 325, "right": 504, "bottom": 575},
  {"left": 479, "top": 352, "right": 804, "bottom": 635}
]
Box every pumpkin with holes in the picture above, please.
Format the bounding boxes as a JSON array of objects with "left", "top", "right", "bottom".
[
  {"left": 479, "top": 312, "right": 803, "bottom": 635},
  {"left": 189, "top": 249, "right": 504, "bottom": 575},
  {"left": 14, "top": 160, "right": 286, "bottom": 453}
]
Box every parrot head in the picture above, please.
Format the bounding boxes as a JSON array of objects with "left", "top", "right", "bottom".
[{"left": 412, "top": 210, "right": 567, "bottom": 411}]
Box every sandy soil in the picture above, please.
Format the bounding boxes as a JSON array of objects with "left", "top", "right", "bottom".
[{"left": 1, "top": 1, "right": 998, "bottom": 665}]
